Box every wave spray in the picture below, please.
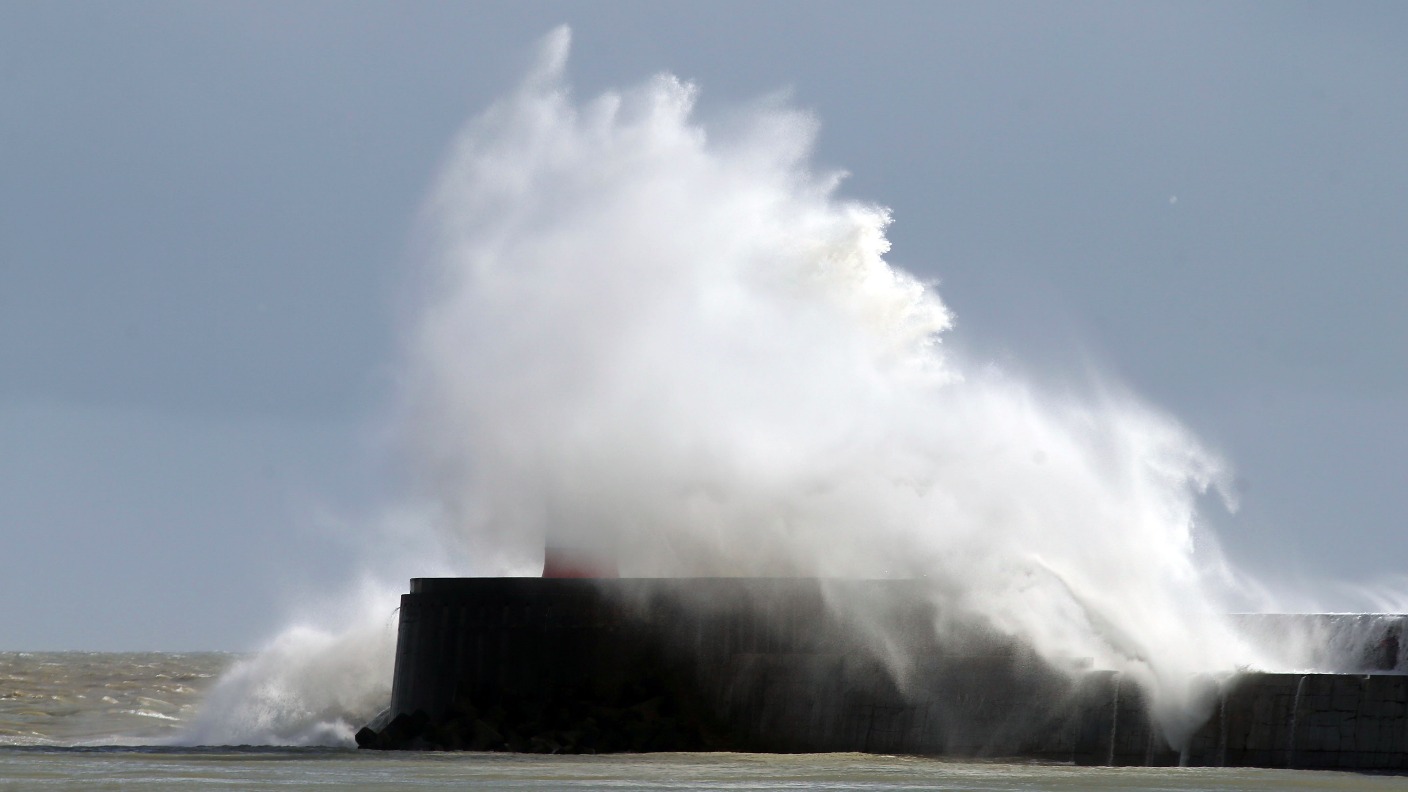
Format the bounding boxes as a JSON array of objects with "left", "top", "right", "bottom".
[{"left": 183, "top": 26, "right": 1267, "bottom": 748}]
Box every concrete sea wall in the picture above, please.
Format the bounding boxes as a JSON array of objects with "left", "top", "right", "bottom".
[
  {"left": 1071, "top": 670, "right": 1408, "bottom": 770},
  {"left": 366, "top": 577, "right": 1408, "bottom": 770}
]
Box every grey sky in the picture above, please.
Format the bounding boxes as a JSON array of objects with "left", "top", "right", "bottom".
[{"left": 2, "top": 2, "right": 1404, "bottom": 649}]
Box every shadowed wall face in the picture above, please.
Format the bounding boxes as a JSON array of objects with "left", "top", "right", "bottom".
[
  {"left": 388, "top": 579, "right": 1114, "bottom": 756},
  {"left": 381, "top": 578, "right": 1408, "bottom": 768}
]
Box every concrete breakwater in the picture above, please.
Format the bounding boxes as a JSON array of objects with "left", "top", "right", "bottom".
[{"left": 359, "top": 578, "right": 1408, "bottom": 770}]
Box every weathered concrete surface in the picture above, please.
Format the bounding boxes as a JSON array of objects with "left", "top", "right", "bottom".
[{"left": 367, "top": 577, "right": 1408, "bottom": 770}]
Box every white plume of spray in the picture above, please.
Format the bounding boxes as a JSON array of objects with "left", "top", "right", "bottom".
[
  {"left": 175, "top": 579, "right": 401, "bottom": 746},
  {"left": 170, "top": 502, "right": 465, "bottom": 746},
  {"left": 400, "top": 27, "right": 1269, "bottom": 747},
  {"left": 178, "top": 26, "right": 1276, "bottom": 749}
]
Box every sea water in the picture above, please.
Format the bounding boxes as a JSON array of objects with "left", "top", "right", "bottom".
[{"left": 0, "top": 653, "right": 1400, "bottom": 791}]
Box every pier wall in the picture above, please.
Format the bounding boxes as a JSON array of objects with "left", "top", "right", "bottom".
[{"left": 376, "top": 577, "right": 1408, "bottom": 769}]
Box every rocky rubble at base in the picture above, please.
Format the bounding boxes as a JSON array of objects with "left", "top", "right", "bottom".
[{"left": 355, "top": 687, "right": 735, "bottom": 753}]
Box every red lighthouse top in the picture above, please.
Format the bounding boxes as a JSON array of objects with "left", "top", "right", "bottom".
[{"left": 542, "top": 544, "right": 618, "bottom": 578}]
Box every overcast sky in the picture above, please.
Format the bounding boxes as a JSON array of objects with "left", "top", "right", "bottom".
[{"left": 2, "top": 2, "right": 1404, "bottom": 650}]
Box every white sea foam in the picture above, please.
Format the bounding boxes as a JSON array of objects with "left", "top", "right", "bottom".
[
  {"left": 123, "top": 709, "right": 180, "bottom": 721},
  {"left": 186, "top": 26, "right": 1282, "bottom": 748},
  {"left": 175, "top": 583, "right": 398, "bottom": 746}
]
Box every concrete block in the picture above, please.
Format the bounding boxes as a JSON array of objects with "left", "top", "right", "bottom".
[{"left": 382, "top": 583, "right": 1408, "bottom": 770}]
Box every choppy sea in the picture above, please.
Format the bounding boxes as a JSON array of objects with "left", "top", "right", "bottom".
[{"left": 1, "top": 652, "right": 1401, "bottom": 791}]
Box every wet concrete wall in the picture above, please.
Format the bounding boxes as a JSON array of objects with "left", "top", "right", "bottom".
[{"left": 382, "top": 578, "right": 1408, "bottom": 769}]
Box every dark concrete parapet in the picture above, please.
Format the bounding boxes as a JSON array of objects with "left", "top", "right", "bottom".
[
  {"left": 363, "top": 577, "right": 1408, "bottom": 771},
  {"left": 373, "top": 577, "right": 1081, "bottom": 755}
]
